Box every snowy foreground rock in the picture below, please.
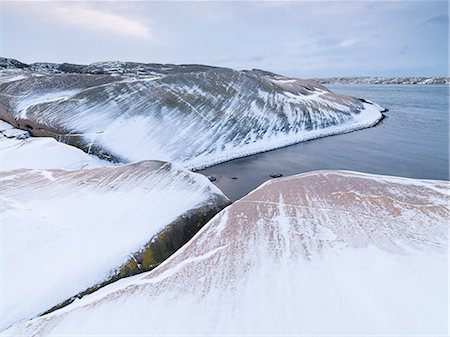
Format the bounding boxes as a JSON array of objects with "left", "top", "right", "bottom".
[
  {"left": 0, "top": 161, "right": 229, "bottom": 330},
  {"left": 0, "top": 120, "right": 108, "bottom": 170},
  {"left": 4, "top": 171, "right": 448, "bottom": 336},
  {"left": 0, "top": 60, "right": 384, "bottom": 169}
]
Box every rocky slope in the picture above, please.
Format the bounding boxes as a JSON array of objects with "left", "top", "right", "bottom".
[
  {"left": 0, "top": 161, "right": 229, "bottom": 330},
  {"left": 0, "top": 58, "right": 384, "bottom": 170},
  {"left": 5, "top": 171, "right": 447, "bottom": 336}
]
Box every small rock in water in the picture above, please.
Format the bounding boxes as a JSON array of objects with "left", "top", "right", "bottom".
[
  {"left": 269, "top": 173, "right": 283, "bottom": 178},
  {"left": 207, "top": 176, "right": 216, "bottom": 182}
]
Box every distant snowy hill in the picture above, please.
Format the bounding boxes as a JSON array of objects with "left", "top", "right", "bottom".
[
  {"left": 5, "top": 171, "right": 448, "bottom": 336},
  {"left": 312, "top": 76, "right": 449, "bottom": 85},
  {"left": 0, "top": 57, "right": 384, "bottom": 170},
  {"left": 0, "top": 161, "right": 229, "bottom": 330}
]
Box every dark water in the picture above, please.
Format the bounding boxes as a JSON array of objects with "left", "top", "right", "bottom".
[{"left": 200, "top": 84, "right": 449, "bottom": 201}]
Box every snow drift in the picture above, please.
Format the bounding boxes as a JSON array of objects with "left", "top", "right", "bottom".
[
  {"left": 0, "top": 120, "right": 108, "bottom": 170},
  {"left": 4, "top": 171, "right": 448, "bottom": 336},
  {"left": 0, "top": 60, "right": 384, "bottom": 169},
  {"left": 0, "top": 161, "right": 229, "bottom": 330}
]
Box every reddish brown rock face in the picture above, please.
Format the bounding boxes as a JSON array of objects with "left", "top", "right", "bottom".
[{"left": 6, "top": 170, "right": 448, "bottom": 336}]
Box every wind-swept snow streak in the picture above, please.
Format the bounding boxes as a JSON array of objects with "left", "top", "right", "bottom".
[
  {"left": 4, "top": 171, "right": 447, "bottom": 336},
  {"left": 0, "top": 65, "right": 384, "bottom": 169},
  {"left": 0, "top": 161, "right": 229, "bottom": 331}
]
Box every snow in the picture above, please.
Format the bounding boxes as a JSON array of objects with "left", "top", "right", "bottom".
[
  {"left": 0, "top": 121, "right": 109, "bottom": 171},
  {"left": 0, "top": 74, "right": 28, "bottom": 85},
  {"left": 183, "top": 102, "right": 382, "bottom": 170},
  {"left": 4, "top": 170, "right": 447, "bottom": 336},
  {"left": 16, "top": 90, "right": 81, "bottom": 119},
  {"left": 0, "top": 161, "right": 227, "bottom": 331},
  {"left": 0, "top": 69, "right": 384, "bottom": 170},
  {"left": 0, "top": 120, "right": 13, "bottom": 132}
]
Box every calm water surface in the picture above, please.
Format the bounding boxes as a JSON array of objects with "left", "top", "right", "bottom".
[{"left": 200, "top": 84, "right": 449, "bottom": 201}]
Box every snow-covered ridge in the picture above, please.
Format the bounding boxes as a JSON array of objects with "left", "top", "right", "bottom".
[
  {"left": 4, "top": 171, "right": 448, "bottom": 336},
  {"left": 0, "top": 161, "right": 229, "bottom": 331},
  {"left": 312, "top": 76, "right": 449, "bottom": 85},
  {"left": 0, "top": 59, "right": 385, "bottom": 169},
  {"left": 0, "top": 57, "right": 222, "bottom": 76}
]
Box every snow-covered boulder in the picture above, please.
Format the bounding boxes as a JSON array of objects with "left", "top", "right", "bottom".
[
  {"left": 4, "top": 171, "right": 447, "bottom": 335},
  {"left": 0, "top": 161, "right": 230, "bottom": 330},
  {"left": 0, "top": 64, "right": 384, "bottom": 169}
]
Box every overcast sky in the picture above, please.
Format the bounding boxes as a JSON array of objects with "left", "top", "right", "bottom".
[{"left": 1, "top": 1, "right": 448, "bottom": 77}]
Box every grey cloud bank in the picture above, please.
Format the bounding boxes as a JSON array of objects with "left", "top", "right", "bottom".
[{"left": 1, "top": 1, "right": 448, "bottom": 78}]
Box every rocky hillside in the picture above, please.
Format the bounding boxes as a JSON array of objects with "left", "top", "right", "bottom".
[{"left": 0, "top": 57, "right": 384, "bottom": 170}]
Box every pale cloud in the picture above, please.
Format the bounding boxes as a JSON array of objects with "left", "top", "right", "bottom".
[
  {"left": 178, "top": 2, "right": 233, "bottom": 23},
  {"left": 2, "top": 1, "right": 448, "bottom": 77},
  {"left": 38, "top": 3, "right": 152, "bottom": 40},
  {"left": 338, "top": 38, "right": 365, "bottom": 48}
]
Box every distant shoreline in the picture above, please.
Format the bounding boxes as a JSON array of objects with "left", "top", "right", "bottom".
[
  {"left": 310, "top": 77, "right": 449, "bottom": 85},
  {"left": 1, "top": 57, "right": 448, "bottom": 85}
]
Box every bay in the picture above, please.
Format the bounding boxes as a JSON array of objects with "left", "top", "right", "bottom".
[{"left": 200, "top": 84, "right": 449, "bottom": 201}]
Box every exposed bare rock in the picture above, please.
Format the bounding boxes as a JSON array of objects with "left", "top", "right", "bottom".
[{"left": 0, "top": 57, "right": 29, "bottom": 70}]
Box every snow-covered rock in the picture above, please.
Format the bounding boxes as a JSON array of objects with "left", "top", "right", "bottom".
[
  {"left": 0, "top": 61, "right": 384, "bottom": 169},
  {"left": 0, "top": 120, "right": 109, "bottom": 170},
  {"left": 0, "top": 57, "right": 28, "bottom": 70},
  {"left": 0, "top": 161, "right": 229, "bottom": 330},
  {"left": 5, "top": 171, "right": 448, "bottom": 336}
]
